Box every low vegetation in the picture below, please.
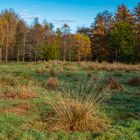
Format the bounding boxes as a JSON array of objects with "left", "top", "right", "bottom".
[{"left": 0, "top": 61, "right": 139, "bottom": 139}]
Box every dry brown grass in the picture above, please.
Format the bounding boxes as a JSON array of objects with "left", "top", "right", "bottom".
[
  {"left": 0, "top": 103, "right": 31, "bottom": 115},
  {"left": 46, "top": 99, "right": 109, "bottom": 132},
  {"left": 46, "top": 77, "right": 59, "bottom": 90},
  {"left": 0, "top": 86, "right": 37, "bottom": 100},
  {"left": 43, "top": 81, "right": 110, "bottom": 132},
  {"left": 106, "top": 77, "right": 123, "bottom": 91},
  {"left": 0, "top": 108, "right": 5, "bottom": 113},
  {"left": 38, "top": 61, "right": 140, "bottom": 72},
  {"left": 128, "top": 77, "right": 140, "bottom": 86},
  {"left": 27, "top": 64, "right": 33, "bottom": 69},
  {"left": 7, "top": 105, "right": 29, "bottom": 115},
  {"left": 79, "top": 62, "right": 140, "bottom": 71},
  {"left": 0, "top": 76, "right": 18, "bottom": 87},
  {"left": 37, "top": 67, "right": 46, "bottom": 74}
]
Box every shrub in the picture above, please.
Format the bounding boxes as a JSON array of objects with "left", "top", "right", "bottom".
[{"left": 40, "top": 44, "right": 60, "bottom": 61}]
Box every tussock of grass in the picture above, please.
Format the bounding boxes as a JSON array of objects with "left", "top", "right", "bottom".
[
  {"left": 128, "top": 77, "right": 140, "bottom": 86},
  {"left": 45, "top": 77, "right": 59, "bottom": 90},
  {"left": 0, "top": 76, "right": 18, "bottom": 87},
  {"left": 37, "top": 67, "right": 46, "bottom": 74},
  {"left": 0, "top": 86, "right": 37, "bottom": 100},
  {"left": 79, "top": 62, "right": 140, "bottom": 71},
  {"left": 106, "top": 77, "right": 124, "bottom": 91},
  {"left": 43, "top": 81, "right": 110, "bottom": 132}
]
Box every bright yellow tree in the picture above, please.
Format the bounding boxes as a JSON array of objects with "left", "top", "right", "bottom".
[{"left": 74, "top": 33, "right": 91, "bottom": 61}]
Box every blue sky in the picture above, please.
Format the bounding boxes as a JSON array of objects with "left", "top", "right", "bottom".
[{"left": 0, "top": 0, "right": 139, "bottom": 32}]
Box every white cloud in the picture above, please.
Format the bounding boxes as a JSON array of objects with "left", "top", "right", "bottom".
[
  {"left": 53, "top": 19, "right": 77, "bottom": 24},
  {"left": 20, "top": 8, "right": 41, "bottom": 19}
]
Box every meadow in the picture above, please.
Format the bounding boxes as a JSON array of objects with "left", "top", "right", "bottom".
[{"left": 0, "top": 61, "right": 140, "bottom": 140}]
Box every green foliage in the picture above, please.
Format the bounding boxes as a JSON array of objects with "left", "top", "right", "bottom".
[
  {"left": 40, "top": 44, "right": 60, "bottom": 60},
  {"left": 109, "top": 21, "right": 136, "bottom": 62}
]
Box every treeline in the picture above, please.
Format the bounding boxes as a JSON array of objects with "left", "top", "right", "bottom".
[{"left": 0, "top": 3, "right": 140, "bottom": 63}]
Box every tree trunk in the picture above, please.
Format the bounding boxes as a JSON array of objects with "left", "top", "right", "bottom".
[
  {"left": 5, "top": 24, "right": 9, "bottom": 62},
  {"left": 22, "top": 34, "right": 26, "bottom": 62},
  {"left": 0, "top": 47, "right": 2, "bottom": 62},
  {"left": 5, "top": 41, "right": 8, "bottom": 62},
  {"left": 63, "top": 41, "right": 66, "bottom": 61}
]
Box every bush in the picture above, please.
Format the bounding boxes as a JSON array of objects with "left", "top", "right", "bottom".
[{"left": 40, "top": 44, "right": 60, "bottom": 61}]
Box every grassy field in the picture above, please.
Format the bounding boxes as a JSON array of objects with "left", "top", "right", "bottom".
[{"left": 0, "top": 61, "right": 140, "bottom": 140}]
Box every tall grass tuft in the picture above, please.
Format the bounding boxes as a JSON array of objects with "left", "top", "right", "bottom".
[
  {"left": 106, "top": 77, "right": 123, "bottom": 91},
  {"left": 45, "top": 77, "right": 59, "bottom": 90},
  {"left": 43, "top": 80, "right": 110, "bottom": 132}
]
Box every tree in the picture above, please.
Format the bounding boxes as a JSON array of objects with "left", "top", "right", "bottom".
[
  {"left": 74, "top": 33, "right": 91, "bottom": 61},
  {"left": 15, "top": 20, "right": 27, "bottom": 62},
  {"left": 77, "top": 26, "right": 91, "bottom": 36},
  {"left": 109, "top": 21, "right": 136, "bottom": 62},
  {"left": 0, "top": 9, "right": 19, "bottom": 62},
  {"left": 56, "top": 28, "right": 62, "bottom": 36},
  {"left": 91, "top": 10, "right": 113, "bottom": 62},
  {"left": 61, "top": 34, "right": 75, "bottom": 61},
  {"left": 32, "top": 17, "right": 43, "bottom": 61},
  {"left": 39, "top": 44, "right": 60, "bottom": 61},
  {"left": 61, "top": 24, "right": 71, "bottom": 61},
  {"left": 115, "top": 4, "right": 134, "bottom": 24},
  {"left": 133, "top": 2, "right": 140, "bottom": 61},
  {"left": 0, "top": 18, "right": 7, "bottom": 62}
]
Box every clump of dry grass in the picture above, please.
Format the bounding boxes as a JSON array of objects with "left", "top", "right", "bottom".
[
  {"left": 37, "top": 67, "right": 46, "bottom": 74},
  {"left": 27, "top": 64, "right": 33, "bottom": 69},
  {"left": 45, "top": 68, "right": 59, "bottom": 90},
  {"left": 0, "top": 76, "right": 18, "bottom": 87},
  {"left": 106, "top": 77, "right": 123, "bottom": 91},
  {"left": 128, "top": 77, "right": 140, "bottom": 86},
  {"left": 45, "top": 77, "right": 59, "bottom": 90},
  {"left": 0, "top": 101, "right": 32, "bottom": 115},
  {"left": 43, "top": 81, "right": 110, "bottom": 132},
  {"left": 7, "top": 107, "right": 28, "bottom": 115},
  {"left": 0, "top": 86, "right": 37, "bottom": 100},
  {"left": 19, "top": 73, "right": 31, "bottom": 80},
  {"left": 79, "top": 62, "right": 140, "bottom": 72}
]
